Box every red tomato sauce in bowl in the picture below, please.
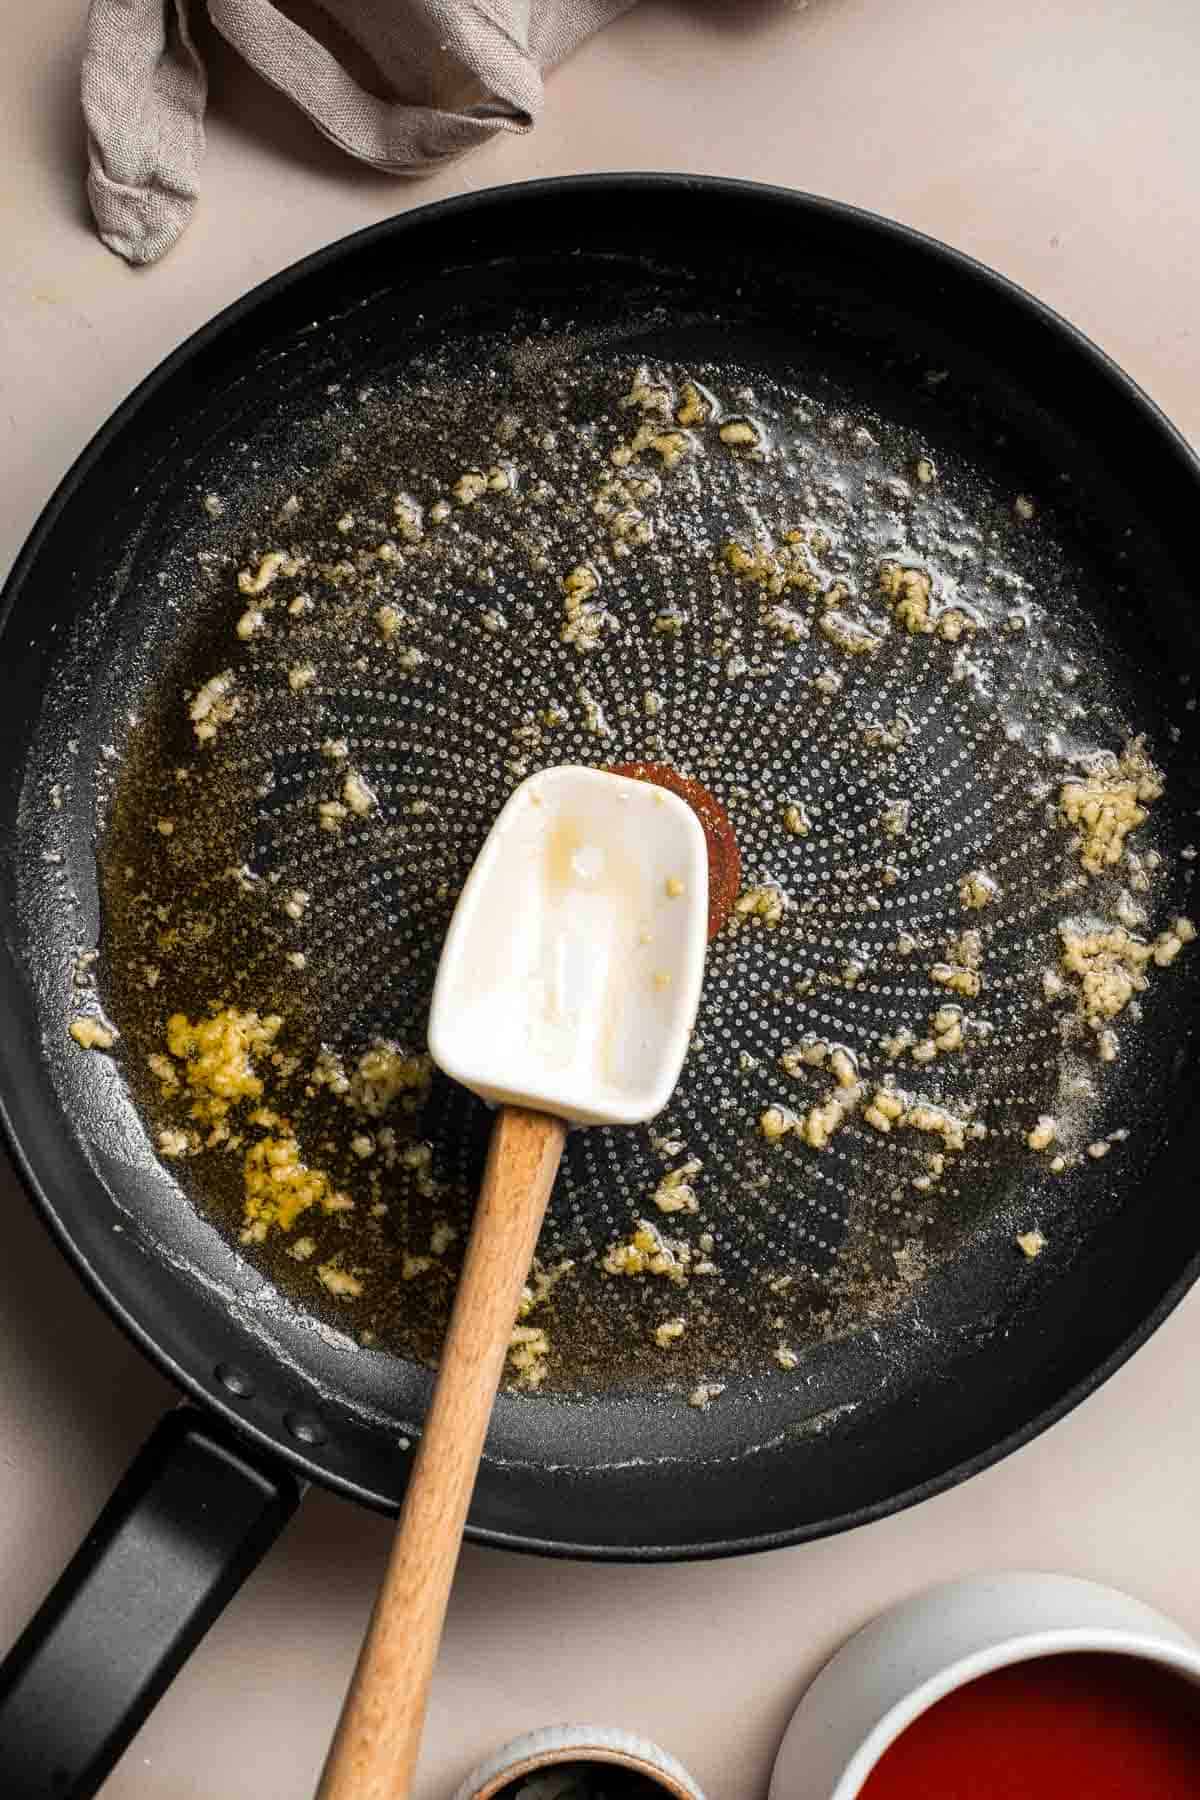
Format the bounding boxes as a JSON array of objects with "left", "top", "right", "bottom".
[{"left": 857, "top": 1654, "right": 1200, "bottom": 1799}]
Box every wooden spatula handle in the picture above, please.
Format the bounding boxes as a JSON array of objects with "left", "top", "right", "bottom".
[{"left": 316, "top": 1105, "right": 566, "bottom": 1800}]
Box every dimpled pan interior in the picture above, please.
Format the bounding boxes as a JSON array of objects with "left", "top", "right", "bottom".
[{"left": 3, "top": 178, "right": 1200, "bottom": 1555}]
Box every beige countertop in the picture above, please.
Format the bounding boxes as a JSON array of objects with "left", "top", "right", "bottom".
[{"left": 3, "top": 3, "right": 1200, "bottom": 1796}]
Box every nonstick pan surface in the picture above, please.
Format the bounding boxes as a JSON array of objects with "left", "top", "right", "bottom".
[{"left": 3, "top": 177, "right": 1200, "bottom": 1564}]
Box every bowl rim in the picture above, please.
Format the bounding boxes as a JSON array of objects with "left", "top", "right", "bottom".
[
  {"left": 833, "top": 1629, "right": 1200, "bottom": 1798},
  {"left": 452, "top": 1722, "right": 705, "bottom": 1800}
]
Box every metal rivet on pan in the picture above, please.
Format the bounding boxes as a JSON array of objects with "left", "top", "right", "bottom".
[
  {"left": 214, "top": 1363, "right": 254, "bottom": 1398},
  {"left": 283, "top": 1411, "right": 327, "bottom": 1446}
]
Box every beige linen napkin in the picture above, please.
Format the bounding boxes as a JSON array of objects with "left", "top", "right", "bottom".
[{"left": 82, "top": 1, "right": 633, "bottom": 265}]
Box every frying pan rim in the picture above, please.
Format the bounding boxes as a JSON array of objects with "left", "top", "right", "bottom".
[{"left": 3, "top": 171, "right": 1199, "bottom": 1561}]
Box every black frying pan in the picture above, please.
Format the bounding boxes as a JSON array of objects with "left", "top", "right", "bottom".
[{"left": 2, "top": 177, "right": 1200, "bottom": 1798}]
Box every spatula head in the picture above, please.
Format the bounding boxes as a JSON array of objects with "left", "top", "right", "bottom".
[{"left": 429, "top": 766, "right": 709, "bottom": 1126}]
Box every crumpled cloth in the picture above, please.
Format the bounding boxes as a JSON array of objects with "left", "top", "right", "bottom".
[{"left": 82, "top": 1, "right": 633, "bottom": 265}]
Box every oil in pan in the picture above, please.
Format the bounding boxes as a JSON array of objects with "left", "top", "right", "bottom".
[{"left": 86, "top": 328, "right": 1197, "bottom": 1405}]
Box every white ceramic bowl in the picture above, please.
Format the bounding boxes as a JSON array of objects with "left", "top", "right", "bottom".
[
  {"left": 452, "top": 1723, "right": 706, "bottom": 1800},
  {"left": 770, "top": 1572, "right": 1200, "bottom": 1799}
]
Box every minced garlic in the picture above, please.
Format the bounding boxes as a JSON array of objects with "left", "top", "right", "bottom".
[
  {"left": 579, "top": 689, "right": 610, "bottom": 736},
  {"left": 430, "top": 1220, "right": 459, "bottom": 1258},
  {"left": 1017, "top": 1229, "right": 1046, "bottom": 1259},
  {"left": 392, "top": 493, "right": 424, "bottom": 542},
  {"left": 735, "top": 882, "right": 788, "bottom": 926},
  {"left": 603, "top": 1219, "right": 700, "bottom": 1284},
  {"left": 165, "top": 1008, "right": 281, "bottom": 1121},
  {"left": 862, "top": 1088, "right": 971, "bottom": 1152},
  {"left": 1060, "top": 924, "right": 1152, "bottom": 1027},
  {"left": 722, "top": 534, "right": 820, "bottom": 598},
  {"left": 879, "top": 561, "right": 933, "bottom": 633},
  {"left": 819, "top": 611, "right": 883, "bottom": 656},
  {"left": 241, "top": 1133, "right": 351, "bottom": 1243},
  {"left": 342, "top": 770, "right": 377, "bottom": 817},
  {"left": 765, "top": 1060, "right": 865, "bottom": 1151},
  {"left": 935, "top": 957, "right": 978, "bottom": 1000},
  {"left": 396, "top": 1140, "right": 437, "bottom": 1197},
  {"left": 1153, "top": 923, "right": 1191, "bottom": 966},
  {"left": 880, "top": 799, "right": 911, "bottom": 838},
  {"left": 1027, "top": 1115, "right": 1057, "bottom": 1152},
  {"left": 189, "top": 671, "right": 239, "bottom": 744},
  {"left": 902, "top": 1005, "right": 971, "bottom": 1065},
  {"left": 862, "top": 714, "right": 913, "bottom": 752},
  {"left": 654, "top": 1317, "right": 686, "bottom": 1349},
  {"left": 676, "top": 383, "right": 710, "bottom": 426},
  {"left": 759, "top": 1103, "right": 800, "bottom": 1143},
  {"left": 517, "top": 1257, "right": 573, "bottom": 1320},
  {"left": 880, "top": 1025, "right": 916, "bottom": 1060},
  {"left": 778, "top": 1036, "right": 858, "bottom": 1084},
  {"left": 1058, "top": 742, "right": 1163, "bottom": 876},
  {"left": 959, "top": 869, "right": 999, "bottom": 910},
  {"left": 621, "top": 369, "right": 673, "bottom": 417},
  {"left": 931, "top": 929, "right": 984, "bottom": 998},
  {"left": 653, "top": 1158, "right": 701, "bottom": 1214},
  {"left": 238, "top": 551, "right": 303, "bottom": 595},
  {"left": 70, "top": 1016, "right": 115, "bottom": 1050},
  {"left": 800, "top": 1083, "right": 863, "bottom": 1149},
  {"left": 719, "top": 417, "right": 761, "bottom": 451},
  {"left": 348, "top": 1041, "right": 433, "bottom": 1117},
  {"left": 507, "top": 1324, "right": 550, "bottom": 1388},
  {"left": 764, "top": 604, "right": 809, "bottom": 643},
  {"left": 612, "top": 421, "right": 691, "bottom": 468},
  {"left": 316, "top": 1260, "right": 363, "bottom": 1299},
  {"left": 560, "top": 563, "right": 609, "bottom": 653},
  {"left": 452, "top": 470, "right": 488, "bottom": 506}
]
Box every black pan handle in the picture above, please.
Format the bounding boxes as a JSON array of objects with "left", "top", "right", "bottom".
[{"left": 0, "top": 1405, "right": 302, "bottom": 1799}]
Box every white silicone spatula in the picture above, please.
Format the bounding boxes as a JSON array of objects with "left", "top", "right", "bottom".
[{"left": 317, "top": 766, "right": 708, "bottom": 1800}]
